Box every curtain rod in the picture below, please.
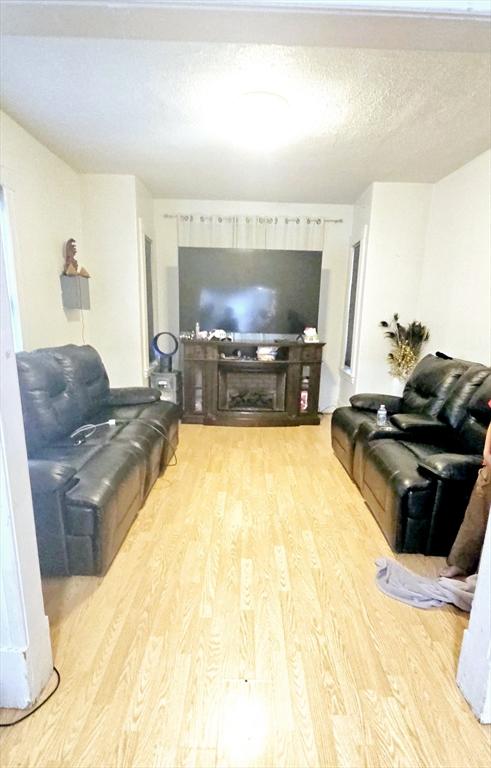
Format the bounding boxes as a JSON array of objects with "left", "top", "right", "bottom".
[{"left": 161, "top": 213, "right": 344, "bottom": 224}]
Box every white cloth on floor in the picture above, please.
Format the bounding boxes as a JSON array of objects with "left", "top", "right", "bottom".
[{"left": 375, "top": 557, "right": 477, "bottom": 612}]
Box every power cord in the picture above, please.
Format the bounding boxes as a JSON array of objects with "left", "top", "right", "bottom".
[
  {"left": 0, "top": 667, "right": 61, "bottom": 728},
  {"left": 69, "top": 418, "right": 177, "bottom": 466},
  {"left": 116, "top": 419, "right": 178, "bottom": 466},
  {"left": 80, "top": 308, "right": 86, "bottom": 344},
  {"left": 70, "top": 420, "right": 117, "bottom": 443}
]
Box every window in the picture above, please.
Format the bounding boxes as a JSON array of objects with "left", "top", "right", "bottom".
[
  {"left": 144, "top": 236, "right": 155, "bottom": 361},
  {"left": 343, "top": 241, "right": 361, "bottom": 371}
]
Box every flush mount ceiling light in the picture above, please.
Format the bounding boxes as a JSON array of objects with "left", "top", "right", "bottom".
[{"left": 227, "top": 91, "right": 293, "bottom": 152}]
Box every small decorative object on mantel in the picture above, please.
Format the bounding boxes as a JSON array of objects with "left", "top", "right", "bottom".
[
  {"left": 63, "top": 238, "right": 90, "bottom": 278},
  {"left": 209, "top": 329, "right": 229, "bottom": 341},
  {"left": 256, "top": 346, "right": 277, "bottom": 361},
  {"left": 303, "top": 326, "right": 319, "bottom": 343},
  {"left": 380, "top": 313, "right": 430, "bottom": 381}
]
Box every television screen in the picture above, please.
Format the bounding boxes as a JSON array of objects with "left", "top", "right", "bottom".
[{"left": 178, "top": 247, "right": 322, "bottom": 335}]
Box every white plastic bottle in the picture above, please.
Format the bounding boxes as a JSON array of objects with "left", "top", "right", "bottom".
[{"left": 376, "top": 403, "right": 387, "bottom": 427}]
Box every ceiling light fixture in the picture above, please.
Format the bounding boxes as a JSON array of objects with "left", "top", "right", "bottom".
[{"left": 228, "top": 91, "right": 292, "bottom": 152}]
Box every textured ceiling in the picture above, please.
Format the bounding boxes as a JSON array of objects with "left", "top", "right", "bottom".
[{"left": 1, "top": 6, "right": 490, "bottom": 203}]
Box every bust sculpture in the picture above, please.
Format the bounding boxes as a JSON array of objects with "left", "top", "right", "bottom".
[
  {"left": 63, "top": 238, "right": 90, "bottom": 277},
  {"left": 63, "top": 238, "right": 79, "bottom": 275}
]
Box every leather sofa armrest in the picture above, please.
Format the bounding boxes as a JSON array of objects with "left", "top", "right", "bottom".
[
  {"left": 349, "top": 393, "right": 402, "bottom": 414},
  {"left": 28, "top": 460, "right": 79, "bottom": 494},
  {"left": 390, "top": 413, "right": 451, "bottom": 439},
  {"left": 418, "top": 453, "right": 482, "bottom": 482},
  {"left": 108, "top": 387, "right": 161, "bottom": 406}
]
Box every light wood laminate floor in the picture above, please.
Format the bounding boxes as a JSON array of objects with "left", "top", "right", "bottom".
[{"left": 1, "top": 420, "right": 490, "bottom": 768}]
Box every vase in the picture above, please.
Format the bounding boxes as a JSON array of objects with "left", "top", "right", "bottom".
[{"left": 390, "top": 377, "right": 405, "bottom": 396}]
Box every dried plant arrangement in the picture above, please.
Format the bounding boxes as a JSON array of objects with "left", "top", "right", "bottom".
[{"left": 380, "top": 313, "right": 430, "bottom": 380}]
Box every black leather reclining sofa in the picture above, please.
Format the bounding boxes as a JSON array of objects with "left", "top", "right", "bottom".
[
  {"left": 17, "top": 344, "right": 181, "bottom": 576},
  {"left": 331, "top": 354, "right": 491, "bottom": 555}
]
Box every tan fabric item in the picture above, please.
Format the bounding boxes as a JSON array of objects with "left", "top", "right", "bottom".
[{"left": 447, "top": 465, "right": 491, "bottom": 575}]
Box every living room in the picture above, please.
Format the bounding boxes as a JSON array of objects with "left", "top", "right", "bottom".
[{"left": 1, "top": 1, "right": 490, "bottom": 766}]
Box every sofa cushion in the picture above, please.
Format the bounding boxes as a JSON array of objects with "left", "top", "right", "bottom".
[
  {"left": 331, "top": 406, "right": 376, "bottom": 475},
  {"left": 418, "top": 453, "right": 482, "bottom": 482},
  {"left": 37, "top": 442, "right": 108, "bottom": 472},
  {"left": 352, "top": 419, "right": 406, "bottom": 488},
  {"left": 17, "top": 351, "right": 89, "bottom": 454},
  {"left": 38, "top": 416, "right": 166, "bottom": 499},
  {"left": 401, "top": 354, "right": 470, "bottom": 417},
  {"left": 46, "top": 344, "right": 110, "bottom": 416},
  {"left": 349, "top": 393, "right": 402, "bottom": 413},
  {"left": 108, "top": 387, "right": 161, "bottom": 406},
  {"left": 389, "top": 412, "right": 451, "bottom": 440},
  {"left": 65, "top": 442, "right": 146, "bottom": 574},
  {"left": 94, "top": 399, "right": 180, "bottom": 435},
  {"left": 361, "top": 440, "right": 434, "bottom": 552},
  {"left": 439, "top": 364, "right": 490, "bottom": 430},
  {"left": 99, "top": 400, "right": 180, "bottom": 475},
  {"left": 456, "top": 374, "right": 491, "bottom": 454}
]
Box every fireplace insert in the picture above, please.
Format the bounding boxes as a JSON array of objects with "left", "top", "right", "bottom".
[{"left": 218, "top": 366, "right": 286, "bottom": 412}]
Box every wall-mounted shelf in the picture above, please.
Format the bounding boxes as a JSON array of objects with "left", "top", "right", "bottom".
[{"left": 60, "top": 275, "right": 90, "bottom": 310}]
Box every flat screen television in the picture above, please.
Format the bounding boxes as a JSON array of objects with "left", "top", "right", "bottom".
[{"left": 178, "top": 247, "right": 322, "bottom": 336}]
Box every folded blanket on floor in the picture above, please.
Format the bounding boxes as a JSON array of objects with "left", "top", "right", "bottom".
[{"left": 375, "top": 557, "right": 477, "bottom": 612}]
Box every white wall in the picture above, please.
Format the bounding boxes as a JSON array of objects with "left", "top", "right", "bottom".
[
  {"left": 338, "top": 184, "right": 373, "bottom": 405},
  {"left": 356, "top": 182, "right": 433, "bottom": 394},
  {"left": 136, "top": 177, "right": 155, "bottom": 243},
  {"left": 0, "top": 110, "right": 84, "bottom": 350},
  {"left": 135, "top": 177, "right": 156, "bottom": 370},
  {"left": 81, "top": 175, "right": 145, "bottom": 387},
  {"left": 0, "top": 114, "right": 152, "bottom": 383},
  {"left": 153, "top": 199, "right": 353, "bottom": 409},
  {"left": 339, "top": 155, "right": 491, "bottom": 406},
  {"left": 339, "top": 182, "right": 432, "bottom": 402},
  {"left": 418, "top": 150, "right": 491, "bottom": 365}
]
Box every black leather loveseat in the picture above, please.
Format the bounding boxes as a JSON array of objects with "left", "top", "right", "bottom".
[
  {"left": 17, "top": 344, "right": 181, "bottom": 576},
  {"left": 332, "top": 354, "right": 491, "bottom": 555}
]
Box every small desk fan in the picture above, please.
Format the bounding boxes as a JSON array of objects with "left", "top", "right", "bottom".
[{"left": 151, "top": 332, "right": 179, "bottom": 372}]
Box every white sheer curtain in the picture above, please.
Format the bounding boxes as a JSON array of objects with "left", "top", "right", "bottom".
[
  {"left": 177, "top": 214, "right": 236, "bottom": 248},
  {"left": 175, "top": 214, "right": 326, "bottom": 251}
]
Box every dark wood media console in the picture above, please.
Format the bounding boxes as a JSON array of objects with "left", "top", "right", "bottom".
[{"left": 181, "top": 339, "right": 324, "bottom": 427}]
